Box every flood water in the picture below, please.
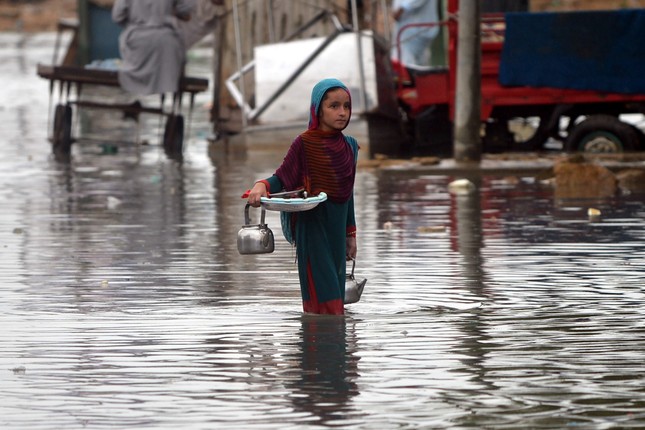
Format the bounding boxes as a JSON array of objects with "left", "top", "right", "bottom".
[{"left": 2, "top": 34, "right": 645, "bottom": 429}]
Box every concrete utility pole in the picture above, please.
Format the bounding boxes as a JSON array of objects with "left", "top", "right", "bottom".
[{"left": 454, "top": 0, "right": 482, "bottom": 162}]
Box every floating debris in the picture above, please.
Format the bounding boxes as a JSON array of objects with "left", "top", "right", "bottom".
[
  {"left": 107, "top": 196, "right": 122, "bottom": 210},
  {"left": 99, "top": 143, "right": 119, "bottom": 155},
  {"left": 554, "top": 161, "right": 617, "bottom": 198},
  {"left": 448, "top": 178, "right": 476, "bottom": 195},
  {"left": 417, "top": 225, "right": 447, "bottom": 233},
  {"left": 410, "top": 156, "right": 441, "bottom": 166},
  {"left": 616, "top": 169, "right": 645, "bottom": 194},
  {"left": 358, "top": 154, "right": 440, "bottom": 170},
  {"left": 588, "top": 208, "right": 601, "bottom": 221}
]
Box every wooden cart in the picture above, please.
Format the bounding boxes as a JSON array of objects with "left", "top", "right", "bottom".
[{"left": 37, "top": 0, "right": 209, "bottom": 160}]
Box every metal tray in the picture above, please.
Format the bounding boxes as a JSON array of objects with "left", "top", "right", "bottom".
[{"left": 261, "top": 192, "right": 327, "bottom": 212}]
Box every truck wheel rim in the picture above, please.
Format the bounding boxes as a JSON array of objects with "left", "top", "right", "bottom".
[{"left": 579, "top": 131, "right": 622, "bottom": 153}]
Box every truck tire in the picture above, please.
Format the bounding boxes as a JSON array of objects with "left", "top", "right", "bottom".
[
  {"left": 565, "top": 115, "right": 639, "bottom": 153},
  {"left": 630, "top": 124, "right": 645, "bottom": 149}
]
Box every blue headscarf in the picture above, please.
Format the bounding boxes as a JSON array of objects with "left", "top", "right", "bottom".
[{"left": 307, "top": 78, "right": 352, "bottom": 130}]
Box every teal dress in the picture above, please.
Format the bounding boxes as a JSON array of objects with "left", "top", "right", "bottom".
[
  {"left": 257, "top": 78, "right": 359, "bottom": 315},
  {"left": 263, "top": 134, "right": 358, "bottom": 314}
]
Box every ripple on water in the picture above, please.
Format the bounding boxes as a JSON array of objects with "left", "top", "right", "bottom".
[{"left": 2, "top": 34, "right": 645, "bottom": 429}]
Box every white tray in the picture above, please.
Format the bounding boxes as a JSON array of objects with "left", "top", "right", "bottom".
[{"left": 261, "top": 192, "right": 327, "bottom": 212}]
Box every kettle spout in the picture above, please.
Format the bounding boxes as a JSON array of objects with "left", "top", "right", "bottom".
[{"left": 356, "top": 278, "right": 367, "bottom": 298}]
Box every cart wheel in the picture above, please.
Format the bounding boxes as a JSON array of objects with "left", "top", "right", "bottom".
[
  {"left": 52, "top": 104, "right": 72, "bottom": 155},
  {"left": 163, "top": 114, "right": 184, "bottom": 160},
  {"left": 565, "top": 115, "right": 639, "bottom": 153}
]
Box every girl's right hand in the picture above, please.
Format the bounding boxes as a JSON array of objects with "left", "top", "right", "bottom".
[{"left": 247, "top": 181, "right": 268, "bottom": 207}]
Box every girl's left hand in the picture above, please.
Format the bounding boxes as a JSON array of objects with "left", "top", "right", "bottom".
[{"left": 346, "top": 236, "right": 357, "bottom": 260}]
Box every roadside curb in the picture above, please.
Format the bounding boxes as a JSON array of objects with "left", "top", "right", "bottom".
[{"left": 363, "top": 153, "right": 645, "bottom": 177}]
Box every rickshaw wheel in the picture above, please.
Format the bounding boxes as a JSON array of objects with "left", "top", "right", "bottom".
[
  {"left": 565, "top": 115, "right": 639, "bottom": 153},
  {"left": 52, "top": 104, "right": 72, "bottom": 155},
  {"left": 163, "top": 114, "right": 184, "bottom": 160}
]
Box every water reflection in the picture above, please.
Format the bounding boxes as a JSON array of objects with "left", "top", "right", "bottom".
[
  {"left": 287, "top": 315, "right": 359, "bottom": 426},
  {"left": 3, "top": 33, "right": 645, "bottom": 430},
  {"left": 449, "top": 178, "right": 498, "bottom": 399},
  {"left": 452, "top": 176, "right": 485, "bottom": 290}
]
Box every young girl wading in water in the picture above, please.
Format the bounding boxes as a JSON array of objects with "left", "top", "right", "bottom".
[{"left": 246, "top": 78, "right": 359, "bottom": 315}]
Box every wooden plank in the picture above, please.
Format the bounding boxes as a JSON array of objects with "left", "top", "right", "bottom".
[
  {"left": 36, "top": 63, "right": 209, "bottom": 94},
  {"left": 73, "top": 100, "right": 165, "bottom": 115}
]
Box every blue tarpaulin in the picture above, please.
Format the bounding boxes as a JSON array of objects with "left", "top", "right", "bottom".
[
  {"left": 87, "top": 3, "right": 121, "bottom": 62},
  {"left": 499, "top": 9, "right": 645, "bottom": 94}
]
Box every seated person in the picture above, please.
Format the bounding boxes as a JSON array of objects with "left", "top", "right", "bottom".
[
  {"left": 175, "top": 0, "right": 225, "bottom": 49},
  {"left": 112, "top": 0, "right": 196, "bottom": 95}
]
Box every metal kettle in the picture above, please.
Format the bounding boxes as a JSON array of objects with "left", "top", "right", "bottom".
[
  {"left": 344, "top": 258, "right": 367, "bottom": 304},
  {"left": 237, "top": 204, "right": 275, "bottom": 255}
]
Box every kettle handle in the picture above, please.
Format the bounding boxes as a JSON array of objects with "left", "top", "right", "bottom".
[
  {"left": 244, "top": 203, "right": 267, "bottom": 225},
  {"left": 348, "top": 258, "right": 356, "bottom": 278}
]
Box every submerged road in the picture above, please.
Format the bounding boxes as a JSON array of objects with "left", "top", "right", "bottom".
[{"left": 2, "top": 33, "right": 645, "bottom": 429}]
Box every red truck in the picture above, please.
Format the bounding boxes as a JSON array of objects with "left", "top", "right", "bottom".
[{"left": 370, "top": 0, "right": 645, "bottom": 156}]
